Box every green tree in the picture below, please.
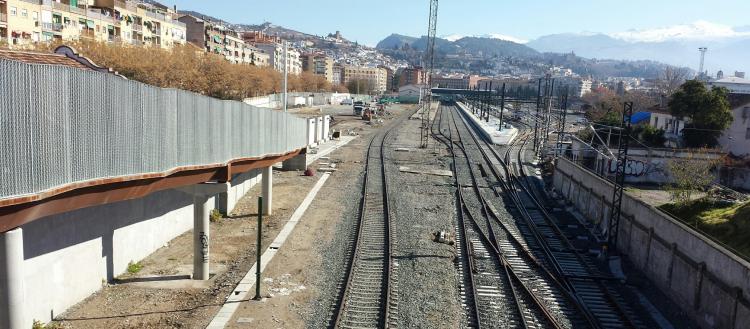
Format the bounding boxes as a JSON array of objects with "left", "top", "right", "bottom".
[
  {"left": 639, "top": 125, "right": 666, "bottom": 147},
  {"left": 669, "top": 80, "right": 733, "bottom": 147}
]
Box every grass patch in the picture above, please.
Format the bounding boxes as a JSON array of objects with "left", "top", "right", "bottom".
[
  {"left": 659, "top": 199, "right": 750, "bottom": 259},
  {"left": 127, "top": 261, "right": 143, "bottom": 274},
  {"left": 32, "top": 320, "right": 62, "bottom": 329}
]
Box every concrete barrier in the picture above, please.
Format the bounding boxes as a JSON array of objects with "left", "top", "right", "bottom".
[{"left": 553, "top": 157, "right": 750, "bottom": 329}]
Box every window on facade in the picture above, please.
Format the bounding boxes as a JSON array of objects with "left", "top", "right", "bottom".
[
  {"left": 10, "top": 7, "right": 17, "bottom": 16},
  {"left": 32, "top": 12, "right": 38, "bottom": 21},
  {"left": 21, "top": 9, "right": 27, "bottom": 18}
]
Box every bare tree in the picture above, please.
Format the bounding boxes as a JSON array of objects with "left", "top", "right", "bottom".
[
  {"left": 667, "top": 149, "right": 720, "bottom": 205},
  {"left": 623, "top": 90, "right": 658, "bottom": 112},
  {"left": 659, "top": 66, "right": 690, "bottom": 96}
]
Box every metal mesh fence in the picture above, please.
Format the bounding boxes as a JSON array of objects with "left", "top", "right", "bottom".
[{"left": 0, "top": 59, "right": 308, "bottom": 200}]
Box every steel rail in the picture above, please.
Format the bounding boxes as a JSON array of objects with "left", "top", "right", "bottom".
[
  {"left": 442, "top": 105, "right": 564, "bottom": 329},
  {"left": 509, "top": 124, "right": 640, "bottom": 329},
  {"left": 332, "top": 111, "right": 411, "bottom": 329},
  {"left": 432, "top": 104, "right": 483, "bottom": 328},
  {"left": 450, "top": 103, "right": 600, "bottom": 328}
]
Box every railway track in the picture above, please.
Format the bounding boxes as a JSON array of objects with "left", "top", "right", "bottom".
[
  {"left": 451, "top": 101, "right": 652, "bottom": 329},
  {"left": 331, "top": 112, "right": 408, "bottom": 329},
  {"left": 505, "top": 122, "right": 648, "bottom": 329},
  {"left": 433, "top": 104, "right": 582, "bottom": 329}
]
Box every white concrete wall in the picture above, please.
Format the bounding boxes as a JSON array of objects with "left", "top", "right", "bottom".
[
  {"left": 16, "top": 167, "right": 267, "bottom": 326},
  {"left": 20, "top": 189, "right": 205, "bottom": 324},
  {"left": 315, "top": 117, "right": 324, "bottom": 143},
  {"left": 225, "top": 169, "right": 262, "bottom": 214},
  {"left": 323, "top": 115, "right": 331, "bottom": 141},
  {"left": 720, "top": 104, "right": 750, "bottom": 158},
  {"left": 307, "top": 119, "right": 317, "bottom": 146}
]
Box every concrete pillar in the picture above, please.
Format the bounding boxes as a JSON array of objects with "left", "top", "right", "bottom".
[
  {"left": 0, "top": 228, "right": 26, "bottom": 329},
  {"left": 215, "top": 182, "right": 231, "bottom": 215},
  {"left": 262, "top": 166, "right": 273, "bottom": 215},
  {"left": 282, "top": 152, "right": 308, "bottom": 171},
  {"left": 193, "top": 196, "right": 210, "bottom": 280}
]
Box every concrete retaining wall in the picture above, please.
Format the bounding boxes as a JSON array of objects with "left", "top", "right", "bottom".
[
  {"left": 223, "top": 169, "right": 263, "bottom": 215},
  {"left": 20, "top": 189, "right": 205, "bottom": 324},
  {"left": 553, "top": 157, "right": 750, "bottom": 328},
  {"left": 15, "top": 166, "right": 263, "bottom": 326}
]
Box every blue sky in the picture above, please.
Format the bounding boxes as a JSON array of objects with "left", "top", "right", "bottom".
[{"left": 162, "top": 0, "right": 750, "bottom": 46}]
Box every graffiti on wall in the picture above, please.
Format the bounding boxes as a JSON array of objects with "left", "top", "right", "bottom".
[{"left": 607, "top": 158, "right": 665, "bottom": 178}]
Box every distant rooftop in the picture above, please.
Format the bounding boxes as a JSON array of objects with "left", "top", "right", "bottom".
[
  {"left": 0, "top": 49, "right": 92, "bottom": 71},
  {"left": 0, "top": 46, "right": 124, "bottom": 78},
  {"left": 714, "top": 76, "right": 750, "bottom": 84}
]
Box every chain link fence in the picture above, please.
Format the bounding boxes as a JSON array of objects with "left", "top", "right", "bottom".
[{"left": 0, "top": 58, "right": 307, "bottom": 200}]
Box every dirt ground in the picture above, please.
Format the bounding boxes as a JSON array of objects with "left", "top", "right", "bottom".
[
  {"left": 625, "top": 185, "right": 706, "bottom": 207},
  {"left": 226, "top": 105, "right": 414, "bottom": 328},
  {"left": 52, "top": 105, "right": 412, "bottom": 329}
]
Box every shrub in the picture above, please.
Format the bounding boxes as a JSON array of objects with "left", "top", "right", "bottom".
[
  {"left": 640, "top": 125, "right": 666, "bottom": 147},
  {"left": 210, "top": 209, "right": 223, "bottom": 223},
  {"left": 126, "top": 261, "right": 143, "bottom": 274}
]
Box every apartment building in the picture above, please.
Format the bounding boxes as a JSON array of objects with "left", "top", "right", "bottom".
[
  {"left": 3, "top": 0, "right": 42, "bottom": 45},
  {"left": 332, "top": 64, "right": 342, "bottom": 85},
  {"left": 301, "top": 52, "right": 334, "bottom": 83},
  {"left": 397, "top": 66, "right": 424, "bottom": 88},
  {"left": 343, "top": 65, "right": 387, "bottom": 93},
  {"left": 0, "top": 0, "right": 186, "bottom": 48},
  {"left": 242, "top": 44, "right": 269, "bottom": 66},
  {"left": 180, "top": 15, "right": 273, "bottom": 67},
  {"left": 432, "top": 74, "right": 470, "bottom": 89},
  {"left": 378, "top": 65, "right": 394, "bottom": 92},
  {"left": 253, "top": 41, "right": 301, "bottom": 75}
]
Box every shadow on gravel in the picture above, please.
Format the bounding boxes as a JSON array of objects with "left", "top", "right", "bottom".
[
  {"left": 392, "top": 254, "right": 452, "bottom": 260},
  {"left": 113, "top": 275, "right": 192, "bottom": 284}
]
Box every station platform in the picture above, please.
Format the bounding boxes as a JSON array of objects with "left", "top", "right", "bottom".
[{"left": 456, "top": 102, "right": 518, "bottom": 145}]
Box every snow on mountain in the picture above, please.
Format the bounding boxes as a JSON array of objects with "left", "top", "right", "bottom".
[{"left": 610, "top": 21, "right": 750, "bottom": 42}]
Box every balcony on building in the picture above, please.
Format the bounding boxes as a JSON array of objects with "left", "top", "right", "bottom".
[{"left": 92, "top": 0, "right": 126, "bottom": 9}]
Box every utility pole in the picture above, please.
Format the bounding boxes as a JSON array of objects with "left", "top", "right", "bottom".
[
  {"left": 254, "top": 196, "right": 264, "bottom": 300},
  {"left": 607, "top": 102, "right": 633, "bottom": 253},
  {"left": 488, "top": 81, "right": 492, "bottom": 122},
  {"left": 533, "top": 78, "right": 541, "bottom": 154},
  {"left": 498, "top": 83, "right": 506, "bottom": 130},
  {"left": 283, "top": 41, "right": 288, "bottom": 113},
  {"left": 542, "top": 77, "right": 554, "bottom": 151},
  {"left": 420, "top": 0, "right": 439, "bottom": 149},
  {"left": 555, "top": 87, "right": 569, "bottom": 157},
  {"left": 698, "top": 47, "right": 708, "bottom": 79}
]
